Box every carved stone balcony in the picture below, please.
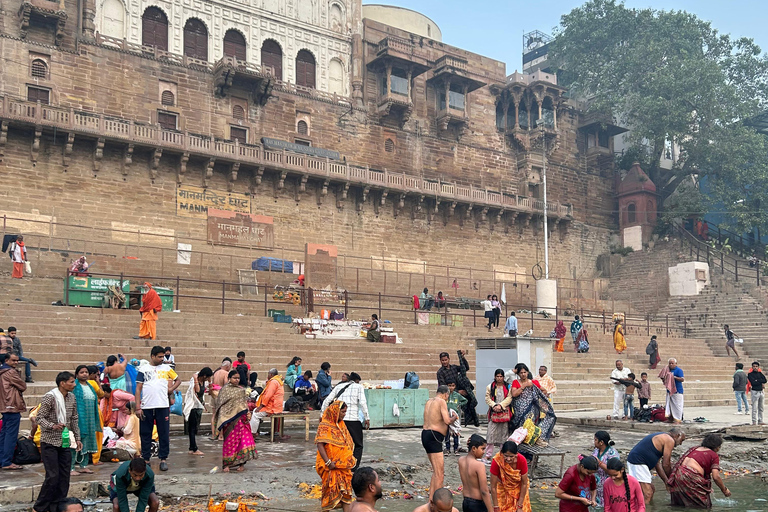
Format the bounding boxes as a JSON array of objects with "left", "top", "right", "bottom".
[
  {"left": 427, "top": 54, "right": 486, "bottom": 93},
  {"left": 377, "top": 94, "right": 413, "bottom": 125},
  {"left": 19, "top": 0, "right": 67, "bottom": 45},
  {"left": 367, "top": 36, "right": 430, "bottom": 78},
  {"left": 436, "top": 107, "right": 469, "bottom": 136},
  {"left": 213, "top": 56, "right": 274, "bottom": 106},
  {"left": 0, "top": 94, "right": 573, "bottom": 222}
]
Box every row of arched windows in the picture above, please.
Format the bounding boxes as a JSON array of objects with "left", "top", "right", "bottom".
[{"left": 140, "top": 7, "right": 317, "bottom": 88}]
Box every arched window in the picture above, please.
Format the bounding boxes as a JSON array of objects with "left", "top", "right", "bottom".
[
  {"left": 183, "top": 18, "right": 208, "bottom": 61},
  {"left": 518, "top": 101, "right": 529, "bottom": 129},
  {"left": 295, "top": 50, "right": 316, "bottom": 89},
  {"left": 232, "top": 105, "right": 245, "bottom": 119},
  {"left": 223, "top": 29, "right": 246, "bottom": 61},
  {"left": 261, "top": 39, "right": 283, "bottom": 81},
  {"left": 506, "top": 103, "right": 516, "bottom": 129},
  {"left": 101, "top": 0, "right": 125, "bottom": 39},
  {"left": 495, "top": 103, "right": 504, "bottom": 130},
  {"left": 161, "top": 90, "right": 175, "bottom": 106},
  {"left": 328, "top": 59, "right": 344, "bottom": 95},
  {"left": 329, "top": 3, "right": 344, "bottom": 31},
  {"left": 297, "top": 120, "right": 308, "bottom": 135},
  {"left": 384, "top": 138, "right": 395, "bottom": 153},
  {"left": 31, "top": 59, "right": 48, "bottom": 79},
  {"left": 142, "top": 7, "right": 168, "bottom": 51},
  {"left": 627, "top": 203, "right": 636, "bottom": 224},
  {"left": 541, "top": 96, "right": 555, "bottom": 127}
]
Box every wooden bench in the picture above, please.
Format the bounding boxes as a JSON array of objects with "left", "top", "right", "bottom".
[
  {"left": 268, "top": 412, "right": 311, "bottom": 442},
  {"left": 517, "top": 443, "right": 567, "bottom": 480}
]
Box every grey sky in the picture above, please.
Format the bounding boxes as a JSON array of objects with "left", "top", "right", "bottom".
[{"left": 366, "top": 1, "right": 768, "bottom": 74}]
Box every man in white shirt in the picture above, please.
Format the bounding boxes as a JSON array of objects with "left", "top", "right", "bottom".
[
  {"left": 322, "top": 372, "right": 369, "bottom": 469},
  {"left": 504, "top": 312, "right": 518, "bottom": 337},
  {"left": 610, "top": 360, "right": 631, "bottom": 420},
  {"left": 135, "top": 345, "right": 180, "bottom": 471}
]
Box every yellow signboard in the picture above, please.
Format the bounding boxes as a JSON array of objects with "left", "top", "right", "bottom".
[{"left": 176, "top": 185, "right": 251, "bottom": 218}]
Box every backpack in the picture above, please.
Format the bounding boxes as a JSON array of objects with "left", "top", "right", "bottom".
[
  {"left": 651, "top": 407, "right": 667, "bottom": 422},
  {"left": 284, "top": 396, "right": 306, "bottom": 412},
  {"left": 13, "top": 437, "right": 41, "bottom": 465},
  {"left": 404, "top": 372, "right": 420, "bottom": 389}
]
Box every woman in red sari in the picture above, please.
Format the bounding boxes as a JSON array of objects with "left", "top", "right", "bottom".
[
  {"left": 316, "top": 401, "right": 356, "bottom": 511},
  {"left": 213, "top": 371, "right": 257, "bottom": 472},
  {"left": 668, "top": 434, "right": 730, "bottom": 508},
  {"left": 138, "top": 282, "right": 162, "bottom": 340},
  {"left": 554, "top": 321, "right": 567, "bottom": 352},
  {"left": 490, "top": 441, "right": 532, "bottom": 512}
]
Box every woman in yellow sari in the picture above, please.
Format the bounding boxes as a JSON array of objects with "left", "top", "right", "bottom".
[
  {"left": 613, "top": 319, "right": 627, "bottom": 354},
  {"left": 490, "top": 441, "right": 532, "bottom": 512},
  {"left": 315, "top": 401, "right": 357, "bottom": 512}
]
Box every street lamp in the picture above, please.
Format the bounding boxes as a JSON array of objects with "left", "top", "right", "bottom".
[{"left": 536, "top": 119, "right": 549, "bottom": 280}]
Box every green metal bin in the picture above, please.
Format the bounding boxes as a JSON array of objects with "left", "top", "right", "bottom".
[
  {"left": 365, "top": 388, "right": 429, "bottom": 428},
  {"left": 134, "top": 285, "right": 174, "bottom": 311},
  {"left": 64, "top": 276, "right": 130, "bottom": 307}
]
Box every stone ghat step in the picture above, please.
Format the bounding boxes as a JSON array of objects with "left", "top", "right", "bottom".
[{"left": 554, "top": 399, "right": 734, "bottom": 411}]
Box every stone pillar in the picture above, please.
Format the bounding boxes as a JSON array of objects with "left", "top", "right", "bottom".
[
  {"left": 350, "top": 0, "right": 364, "bottom": 105},
  {"left": 553, "top": 106, "right": 557, "bottom": 130},
  {"left": 536, "top": 278, "right": 557, "bottom": 315},
  {"left": 386, "top": 62, "right": 392, "bottom": 99},
  {"left": 444, "top": 82, "right": 450, "bottom": 111},
  {"left": 406, "top": 69, "right": 412, "bottom": 102},
  {"left": 82, "top": 0, "right": 96, "bottom": 41}
]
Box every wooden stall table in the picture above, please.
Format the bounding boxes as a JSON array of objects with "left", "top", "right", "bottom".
[
  {"left": 268, "top": 412, "right": 311, "bottom": 442},
  {"left": 517, "top": 443, "right": 567, "bottom": 480}
]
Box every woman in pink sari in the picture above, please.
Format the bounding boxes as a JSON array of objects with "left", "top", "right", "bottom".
[{"left": 212, "top": 370, "right": 258, "bottom": 472}]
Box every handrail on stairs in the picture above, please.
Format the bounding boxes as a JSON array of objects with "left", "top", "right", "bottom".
[{"left": 674, "top": 223, "right": 762, "bottom": 287}]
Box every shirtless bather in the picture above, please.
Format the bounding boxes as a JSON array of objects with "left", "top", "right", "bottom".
[
  {"left": 458, "top": 434, "right": 494, "bottom": 512},
  {"left": 412, "top": 488, "right": 459, "bottom": 512},
  {"left": 422, "top": 385, "right": 453, "bottom": 500}
]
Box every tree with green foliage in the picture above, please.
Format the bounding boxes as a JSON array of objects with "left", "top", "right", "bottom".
[{"left": 548, "top": 0, "right": 768, "bottom": 232}]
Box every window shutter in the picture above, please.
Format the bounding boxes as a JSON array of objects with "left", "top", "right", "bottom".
[
  {"left": 157, "top": 112, "right": 177, "bottom": 130},
  {"left": 27, "top": 87, "right": 50, "bottom": 104},
  {"left": 142, "top": 8, "right": 168, "bottom": 51},
  {"left": 232, "top": 105, "right": 245, "bottom": 120},
  {"left": 31, "top": 60, "right": 48, "bottom": 79},
  {"left": 384, "top": 138, "right": 395, "bottom": 153},
  {"left": 296, "top": 50, "right": 315, "bottom": 89},
  {"left": 161, "top": 90, "right": 175, "bottom": 106},
  {"left": 230, "top": 127, "right": 248, "bottom": 144},
  {"left": 297, "top": 120, "right": 308, "bottom": 135},
  {"left": 261, "top": 40, "right": 283, "bottom": 80},
  {"left": 223, "top": 30, "right": 247, "bottom": 61},
  {"left": 184, "top": 19, "right": 208, "bottom": 61}
]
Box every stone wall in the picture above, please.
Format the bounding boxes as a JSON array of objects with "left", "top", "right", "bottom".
[{"left": 0, "top": 11, "right": 618, "bottom": 291}]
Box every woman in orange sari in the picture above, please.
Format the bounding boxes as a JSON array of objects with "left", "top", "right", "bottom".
[
  {"left": 490, "top": 441, "right": 532, "bottom": 512},
  {"left": 315, "top": 401, "right": 357, "bottom": 512}
]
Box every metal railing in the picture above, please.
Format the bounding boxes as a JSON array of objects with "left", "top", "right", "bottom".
[
  {"left": 61, "top": 269, "right": 682, "bottom": 338},
  {"left": 676, "top": 224, "right": 762, "bottom": 287}
]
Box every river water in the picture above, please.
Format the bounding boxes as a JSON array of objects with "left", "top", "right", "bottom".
[{"left": 265, "top": 474, "right": 768, "bottom": 512}]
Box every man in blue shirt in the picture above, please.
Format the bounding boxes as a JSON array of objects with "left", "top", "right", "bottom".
[
  {"left": 503, "top": 312, "right": 518, "bottom": 337},
  {"left": 664, "top": 358, "right": 685, "bottom": 423}
]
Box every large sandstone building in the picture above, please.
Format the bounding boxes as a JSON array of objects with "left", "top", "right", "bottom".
[{"left": 0, "top": 0, "right": 624, "bottom": 295}]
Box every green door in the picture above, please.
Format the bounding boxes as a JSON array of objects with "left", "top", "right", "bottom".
[
  {"left": 413, "top": 389, "right": 429, "bottom": 427},
  {"left": 398, "top": 390, "right": 416, "bottom": 426},
  {"left": 383, "top": 390, "right": 401, "bottom": 427}
]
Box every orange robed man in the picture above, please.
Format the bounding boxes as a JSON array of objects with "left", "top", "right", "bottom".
[{"left": 139, "top": 282, "right": 162, "bottom": 340}]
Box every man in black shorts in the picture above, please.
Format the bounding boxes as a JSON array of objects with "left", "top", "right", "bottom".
[
  {"left": 109, "top": 458, "right": 158, "bottom": 512},
  {"left": 422, "top": 385, "right": 454, "bottom": 500}
]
